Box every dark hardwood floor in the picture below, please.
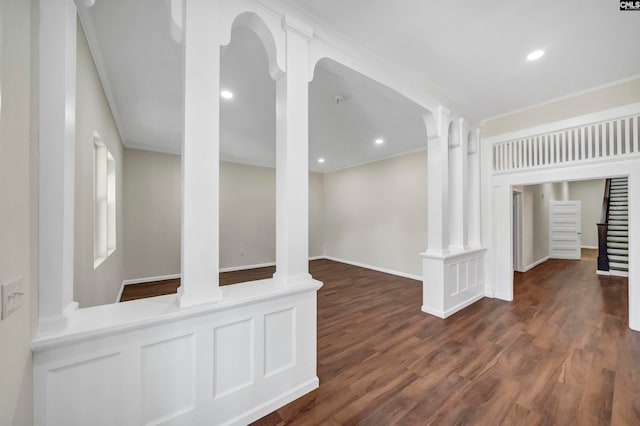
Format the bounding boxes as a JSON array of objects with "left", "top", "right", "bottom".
[
  {"left": 120, "top": 251, "right": 639, "bottom": 425},
  {"left": 254, "top": 250, "right": 639, "bottom": 425},
  {"left": 118, "top": 265, "right": 276, "bottom": 301}
]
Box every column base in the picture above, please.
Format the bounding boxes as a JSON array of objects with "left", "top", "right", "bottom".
[{"left": 421, "top": 248, "right": 486, "bottom": 319}]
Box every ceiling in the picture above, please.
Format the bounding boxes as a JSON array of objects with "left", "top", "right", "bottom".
[{"left": 80, "top": 0, "right": 640, "bottom": 172}]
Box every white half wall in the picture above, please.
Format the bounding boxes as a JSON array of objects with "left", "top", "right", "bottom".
[
  {"left": 323, "top": 151, "right": 428, "bottom": 277},
  {"left": 74, "top": 20, "right": 125, "bottom": 308}
]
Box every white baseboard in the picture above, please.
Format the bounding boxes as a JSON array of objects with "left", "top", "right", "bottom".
[
  {"left": 322, "top": 256, "right": 422, "bottom": 281},
  {"left": 117, "top": 273, "right": 181, "bottom": 303},
  {"left": 118, "top": 257, "right": 328, "bottom": 302},
  {"left": 229, "top": 377, "right": 319, "bottom": 426},
  {"left": 219, "top": 262, "right": 276, "bottom": 273},
  {"left": 422, "top": 292, "right": 485, "bottom": 319},
  {"left": 597, "top": 269, "right": 629, "bottom": 277},
  {"left": 517, "top": 256, "right": 550, "bottom": 273},
  {"left": 581, "top": 245, "right": 598, "bottom": 250}
]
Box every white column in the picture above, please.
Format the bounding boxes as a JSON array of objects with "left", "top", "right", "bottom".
[
  {"left": 448, "top": 118, "right": 469, "bottom": 250},
  {"left": 468, "top": 129, "right": 482, "bottom": 248},
  {"left": 38, "top": 0, "right": 79, "bottom": 329},
  {"left": 425, "top": 107, "right": 451, "bottom": 253},
  {"left": 178, "top": 0, "right": 222, "bottom": 307},
  {"left": 273, "top": 15, "right": 313, "bottom": 286}
]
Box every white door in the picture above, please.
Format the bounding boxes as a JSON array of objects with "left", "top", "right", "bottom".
[{"left": 549, "top": 200, "right": 582, "bottom": 260}]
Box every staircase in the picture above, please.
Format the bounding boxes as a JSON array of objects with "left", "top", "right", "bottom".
[
  {"left": 598, "top": 177, "right": 629, "bottom": 276},
  {"left": 607, "top": 177, "right": 629, "bottom": 275}
]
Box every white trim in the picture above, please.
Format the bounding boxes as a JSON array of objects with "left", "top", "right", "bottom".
[
  {"left": 76, "top": 10, "right": 128, "bottom": 145},
  {"left": 220, "top": 262, "right": 276, "bottom": 273},
  {"left": 117, "top": 257, "right": 327, "bottom": 302},
  {"left": 483, "top": 102, "right": 640, "bottom": 145},
  {"left": 125, "top": 141, "right": 181, "bottom": 156},
  {"left": 421, "top": 293, "right": 485, "bottom": 319},
  {"left": 581, "top": 245, "right": 598, "bottom": 250},
  {"left": 516, "top": 256, "right": 550, "bottom": 273},
  {"left": 482, "top": 74, "right": 640, "bottom": 123},
  {"left": 320, "top": 146, "right": 426, "bottom": 174},
  {"left": 225, "top": 377, "right": 319, "bottom": 426},
  {"left": 122, "top": 273, "right": 182, "bottom": 286},
  {"left": 323, "top": 256, "right": 422, "bottom": 281},
  {"left": 597, "top": 269, "right": 629, "bottom": 277},
  {"left": 117, "top": 273, "right": 181, "bottom": 303}
]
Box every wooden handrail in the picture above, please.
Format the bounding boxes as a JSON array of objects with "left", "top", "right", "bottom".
[
  {"left": 597, "top": 178, "right": 612, "bottom": 272},
  {"left": 599, "top": 178, "right": 612, "bottom": 224}
]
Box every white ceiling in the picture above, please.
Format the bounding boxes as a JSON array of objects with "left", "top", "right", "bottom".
[{"left": 80, "top": 0, "right": 640, "bottom": 172}]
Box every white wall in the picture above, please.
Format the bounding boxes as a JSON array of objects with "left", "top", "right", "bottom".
[
  {"left": 219, "top": 161, "right": 277, "bottom": 268},
  {"left": 122, "top": 154, "right": 325, "bottom": 279},
  {"left": 74, "top": 20, "right": 125, "bottom": 307},
  {"left": 0, "top": 0, "right": 35, "bottom": 424},
  {"left": 569, "top": 179, "right": 606, "bottom": 248},
  {"left": 309, "top": 171, "right": 324, "bottom": 258},
  {"left": 123, "top": 148, "right": 182, "bottom": 280},
  {"left": 323, "top": 151, "right": 427, "bottom": 277}
]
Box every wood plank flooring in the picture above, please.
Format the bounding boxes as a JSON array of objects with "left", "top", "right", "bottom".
[
  {"left": 120, "top": 251, "right": 639, "bottom": 425},
  {"left": 118, "top": 265, "right": 276, "bottom": 301},
  {"left": 253, "top": 250, "right": 639, "bottom": 425}
]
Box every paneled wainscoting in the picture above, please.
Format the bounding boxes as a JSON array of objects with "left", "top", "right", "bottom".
[
  {"left": 32, "top": 278, "right": 321, "bottom": 426},
  {"left": 422, "top": 248, "right": 486, "bottom": 318}
]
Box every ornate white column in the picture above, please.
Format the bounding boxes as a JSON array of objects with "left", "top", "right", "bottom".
[
  {"left": 178, "top": 0, "right": 222, "bottom": 307},
  {"left": 448, "top": 118, "right": 469, "bottom": 250},
  {"left": 273, "top": 15, "right": 313, "bottom": 287},
  {"left": 421, "top": 107, "right": 450, "bottom": 317},
  {"left": 38, "top": 0, "right": 80, "bottom": 330},
  {"left": 425, "top": 106, "right": 451, "bottom": 253},
  {"left": 422, "top": 110, "right": 485, "bottom": 319},
  {"left": 468, "top": 128, "right": 482, "bottom": 248}
]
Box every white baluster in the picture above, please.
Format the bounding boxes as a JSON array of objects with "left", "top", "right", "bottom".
[
  {"left": 608, "top": 122, "right": 614, "bottom": 156},
  {"left": 593, "top": 124, "right": 602, "bottom": 158},
  {"left": 631, "top": 116, "right": 640, "bottom": 153}
]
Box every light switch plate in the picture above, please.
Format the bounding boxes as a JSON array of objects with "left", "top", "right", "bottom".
[{"left": 1, "top": 277, "right": 24, "bottom": 320}]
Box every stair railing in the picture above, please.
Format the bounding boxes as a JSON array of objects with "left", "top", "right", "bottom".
[{"left": 597, "top": 178, "right": 612, "bottom": 272}]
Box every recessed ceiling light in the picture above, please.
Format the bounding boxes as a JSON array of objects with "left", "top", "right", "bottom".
[
  {"left": 318, "top": 158, "right": 325, "bottom": 164},
  {"left": 526, "top": 49, "right": 545, "bottom": 61},
  {"left": 375, "top": 138, "right": 384, "bottom": 145},
  {"left": 220, "top": 90, "right": 234, "bottom": 99}
]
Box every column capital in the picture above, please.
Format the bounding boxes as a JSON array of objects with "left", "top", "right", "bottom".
[{"left": 282, "top": 14, "right": 313, "bottom": 40}]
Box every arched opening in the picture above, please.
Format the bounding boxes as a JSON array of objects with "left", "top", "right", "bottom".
[{"left": 218, "top": 16, "right": 277, "bottom": 279}]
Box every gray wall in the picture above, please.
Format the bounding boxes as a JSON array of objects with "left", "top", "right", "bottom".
[
  {"left": 0, "top": 0, "right": 36, "bottom": 423},
  {"left": 323, "top": 151, "right": 428, "bottom": 277},
  {"left": 569, "top": 179, "right": 606, "bottom": 248},
  {"left": 74, "top": 20, "right": 125, "bottom": 307},
  {"left": 123, "top": 154, "right": 325, "bottom": 279},
  {"left": 123, "top": 149, "right": 182, "bottom": 280}
]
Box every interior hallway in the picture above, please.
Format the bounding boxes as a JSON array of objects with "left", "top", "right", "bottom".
[{"left": 251, "top": 252, "right": 637, "bottom": 425}]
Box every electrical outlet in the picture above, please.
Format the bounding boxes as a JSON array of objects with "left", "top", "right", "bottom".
[{"left": 1, "top": 277, "right": 24, "bottom": 320}]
